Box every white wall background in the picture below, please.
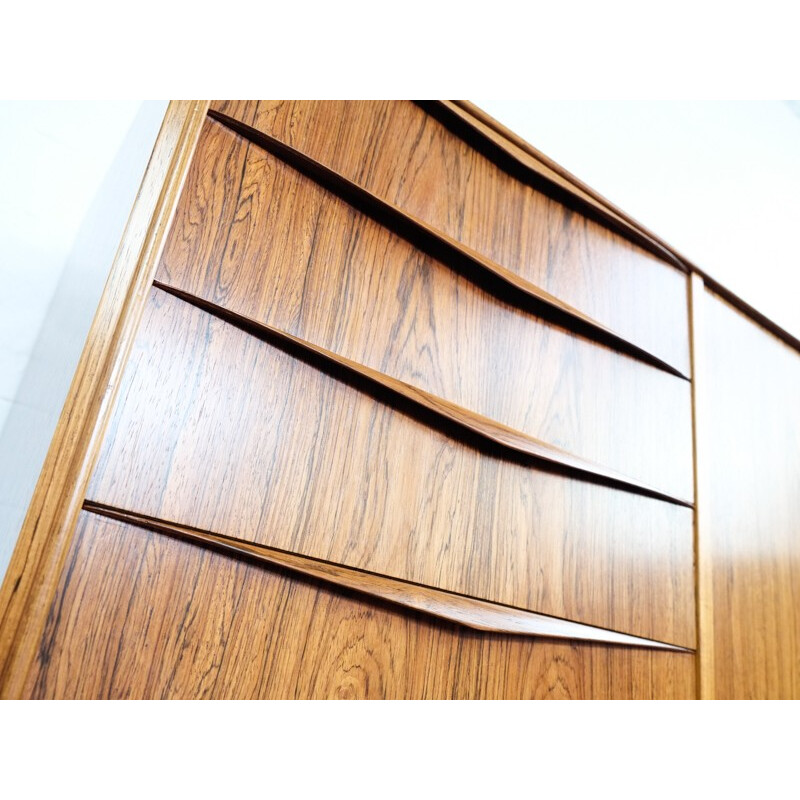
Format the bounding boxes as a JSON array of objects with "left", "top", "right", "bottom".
[
  {"left": 0, "top": 100, "right": 168, "bottom": 580},
  {"left": 474, "top": 101, "right": 800, "bottom": 340}
]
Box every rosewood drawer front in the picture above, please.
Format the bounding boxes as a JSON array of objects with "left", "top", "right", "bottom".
[
  {"left": 28, "top": 510, "right": 695, "bottom": 699},
  {"left": 209, "top": 100, "right": 692, "bottom": 378},
  {"left": 4, "top": 100, "right": 703, "bottom": 701}
]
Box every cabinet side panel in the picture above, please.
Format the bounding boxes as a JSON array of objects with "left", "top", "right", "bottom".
[
  {"left": 703, "top": 289, "right": 800, "bottom": 698},
  {"left": 0, "top": 101, "right": 209, "bottom": 697}
]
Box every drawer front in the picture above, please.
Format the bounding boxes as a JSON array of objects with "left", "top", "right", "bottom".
[{"left": 210, "top": 100, "right": 691, "bottom": 376}]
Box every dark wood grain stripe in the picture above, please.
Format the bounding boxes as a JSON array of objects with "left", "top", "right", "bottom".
[
  {"left": 207, "top": 108, "right": 689, "bottom": 380},
  {"left": 154, "top": 280, "right": 693, "bottom": 508},
  {"left": 82, "top": 500, "right": 691, "bottom": 651}
]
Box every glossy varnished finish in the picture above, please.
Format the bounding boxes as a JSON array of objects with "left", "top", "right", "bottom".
[
  {"left": 0, "top": 101, "right": 210, "bottom": 698},
  {"left": 210, "top": 100, "right": 691, "bottom": 376},
  {"left": 27, "top": 512, "right": 697, "bottom": 699},
  {"left": 209, "top": 108, "right": 686, "bottom": 379},
  {"left": 86, "top": 501, "right": 687, "bottom": 650},
  {"left": 87, "top": 289, "right": 696, "bottom": 647},
  {"left": 701, "top": 289, "right": 800, "bottom": 698},
  {"left": 155, "top": 281, "right": 689, "bottom": 506},
  {"left": 158, "top": 118, "right": 694, "bottom": 502}
]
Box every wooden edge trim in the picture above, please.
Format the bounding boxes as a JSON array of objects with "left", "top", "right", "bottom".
[
  {"left": 155, "top": 280, "right": 693, "bottom": 509},
  {"left": 0, "top": 100, "right": 210, "bottom": 698},
  {"left": 689, "top": 273, "right": 715, "bottom": 698},
  {"left": 207, "top": 109, "right": 689, "bottom": 380},
  {"left": 83, "top": 501, "right": 692, "bottom": 652},
  {"left": 419, "top": 100, "right": 690, "bottom": 274}
]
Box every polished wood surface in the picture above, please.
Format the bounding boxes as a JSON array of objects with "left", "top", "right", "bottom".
[
  {"left": 155, "top": 280, "right": 689, "bottom": 506},
  {"left": 210, "top": 108, "right": 686, "bottom": 379},
  {"left": 697, "top": 269, "right": 800, "bottom": 364},
  {"left": 85, "top": 500, "right": 686, "bottom": 650},
  {"left": 27, "top": 511, "right": 697, "bottom": 699},
  {"left": 700, "top": 289, "right": 800, "bottom": 698},
  {"left": 0, "top": 101, "right": 210, "bottom": 698},
  {"left": 158, "top": 118, "right": 694, "bottom": 502},
  {"left": 210, "top": 100, "right": 691, "bottom": 376},
  {"left": 87, "top": 288, "right": 696, "bottom": 647}
]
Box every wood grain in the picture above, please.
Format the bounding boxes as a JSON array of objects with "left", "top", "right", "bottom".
[
  {"left": 209, "top": 100, "right": 691, "bottom": 376},
  {"left": 26, "top": 511, "right": 697, "bottom": 699},
  {"left": 158, "top": 117, "right": 695, "bottom": 502},
  {"left": 700, "top": 289, "right": 800, "bottom": 698},
  {"left": 210, "top": 108, "right": 686, "bottom": 379},
  {"left": 0, "top": 100, "right": 210, "bottom": 699},
  {"left": 156, "top": 279, "right": 690, "bottom": 507},
  {"left": 87, "top": 288, "right": 696, "bottom": 647},
  {"left": 441, "top": 101, "right": 693, "bottom": 272},
  {"left": 85, "top": 500, "right": 688, "bottom": 650},
  {"left": 8, "top": 98, "right": 798, "bottom": 701}
]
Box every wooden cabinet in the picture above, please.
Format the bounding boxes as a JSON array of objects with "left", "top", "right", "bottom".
[{"left": 1, "top": 101, "right": 796, "bottom": 699}]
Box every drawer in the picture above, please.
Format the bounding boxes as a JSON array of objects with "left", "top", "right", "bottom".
[
  {"left": 210, "top": 100, "right": 691, "bottom": 377},
  {"left": 28, "top": 509, "right": 696, "bottom": 698},
  {"left": 87, "top": 287, "right": 695, "bottom": 648},
  {"left": 157, "top": 118, "right": 694, "bottom": 503}
]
